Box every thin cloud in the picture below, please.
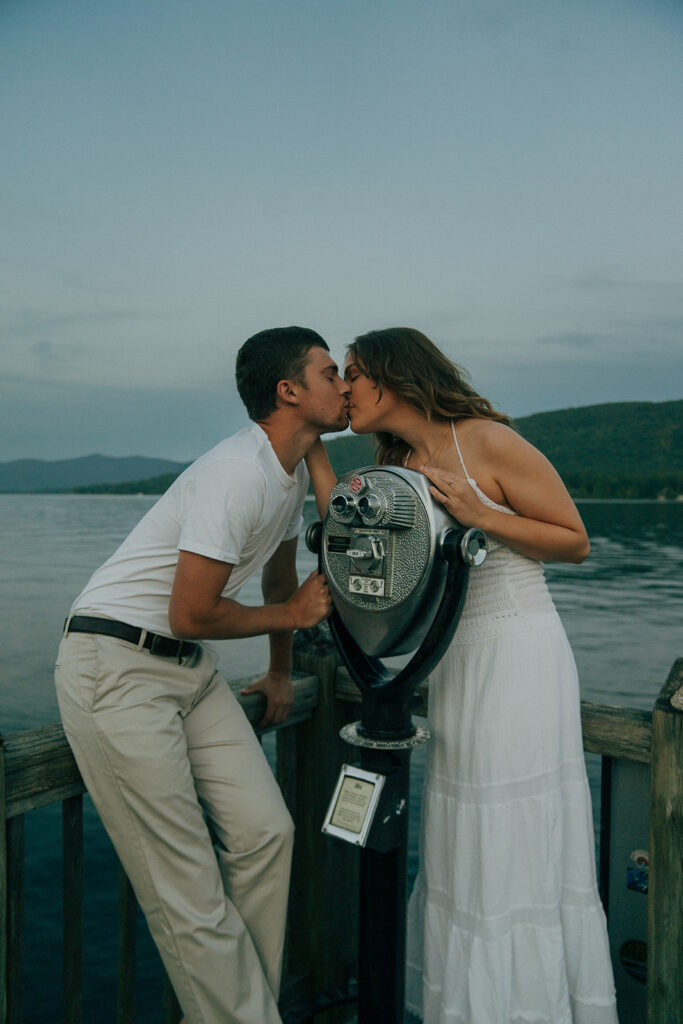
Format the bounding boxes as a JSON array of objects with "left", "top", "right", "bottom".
[
  {"left": 458, "top": 0, "right": 551, "bottom": 39},
  {"left": 534, "top": 332, "right": 611, "bottom": 350},
  {"left": 535, "top": 315, "right": 683, "bottom": 354},
  {"left": 1, "top": 308, "right": 167, "bottom": 339},
  {"left": 615, "top": 314, "right": 683, "bottom": 337},
  {"left": 570, "top": 272, "right": 626, "bottom": 291},
  {"left": 28, "top": 340, "right": 92, "bottom": 372},
  {"left": 570, "top": 271, "right": 682, "bottom": 293}
]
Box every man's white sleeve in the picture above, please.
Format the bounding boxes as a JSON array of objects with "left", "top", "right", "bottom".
[{"left": 177, "top": 460, "right": 264, "bottom": 564}]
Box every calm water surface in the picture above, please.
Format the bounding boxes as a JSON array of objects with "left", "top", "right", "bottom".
[{"left": 1, "top": 495, "right": 681, "bottom": 1021}]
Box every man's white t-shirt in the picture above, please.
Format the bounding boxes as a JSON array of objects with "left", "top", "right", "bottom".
[{"left": 71, "top": 424, "right": 308, "bottom": 636}]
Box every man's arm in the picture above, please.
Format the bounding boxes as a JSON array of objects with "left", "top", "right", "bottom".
[
  {"left": 168, "top": 549, "right": 330, "bottom": 640},
  {"left": 169, "top": 543, "right": 329, "bottom": 727},
  {"left": 241, "top": 536, "right": 299, "bottom": 726},
  {"left": 261, "top": 535, "right": 299, "bottom": 675}
]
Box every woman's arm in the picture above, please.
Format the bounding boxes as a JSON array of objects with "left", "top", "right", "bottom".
[
  {"left": 422, "top": 422, "right": 589, "bottom": 564},
  {"left": 305, "top": 437, "right": 338, "bottom": 518}
]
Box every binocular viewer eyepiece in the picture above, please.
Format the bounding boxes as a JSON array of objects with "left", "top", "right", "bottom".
[
  {"left": 306, "top": 465, "right": 488, "bottom": 742},
  {"left": 328, "top": 473, "right": 417, "bottom": 531}
]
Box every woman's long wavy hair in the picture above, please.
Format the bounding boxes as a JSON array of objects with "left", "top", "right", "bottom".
[{"left": 348, "top": 327, "right": 510, "bottom": 466}]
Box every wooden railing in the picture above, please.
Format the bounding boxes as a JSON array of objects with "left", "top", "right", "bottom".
[{"left": 1, "top": 636, "right": 681, "bottom": 1024}]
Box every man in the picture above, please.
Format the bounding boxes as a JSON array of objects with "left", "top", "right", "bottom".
[{"left": 55, "top": 327, "right": 350, "bottom": 1024}]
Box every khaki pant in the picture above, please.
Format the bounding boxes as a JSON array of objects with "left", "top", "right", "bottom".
[{"left": 55, "top": 631, "right": 293, "bottom": 1024}]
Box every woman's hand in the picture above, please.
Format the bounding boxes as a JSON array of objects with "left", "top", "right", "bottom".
[
  {"left": 420, "top": 465, "right": 491, "bottom": 529},
  {"left": 420, "top": 423, "right": 590, "bottom": 564}
]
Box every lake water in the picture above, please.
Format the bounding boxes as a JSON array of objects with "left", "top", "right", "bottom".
[{"left": 1, "top": 494, "right": 682, "bottom": 1022}]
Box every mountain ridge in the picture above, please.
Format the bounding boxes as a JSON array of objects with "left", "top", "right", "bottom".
[
  {"left": 1, "top": 398, "right": 681, "bottom": 499},
  {"left": 0, "top": 454, "right": 188, "bottom": 493}
]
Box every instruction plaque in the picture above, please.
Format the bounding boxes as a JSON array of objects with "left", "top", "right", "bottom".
[{"left": 322, "top": 764, "right": 385, "bottom": 846}]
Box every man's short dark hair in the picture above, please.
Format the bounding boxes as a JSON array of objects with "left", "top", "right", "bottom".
[{"left": 236, "top": 326, "right": 329, "bottom": 421}]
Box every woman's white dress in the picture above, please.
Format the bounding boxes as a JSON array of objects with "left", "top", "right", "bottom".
[{"left": 405, "top": 436, "right": 618, "bottom": 1024}]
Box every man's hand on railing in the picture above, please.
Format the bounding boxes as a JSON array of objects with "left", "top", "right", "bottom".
[{"left": 240, "top": 671, "right": 295, "bottom": 728}]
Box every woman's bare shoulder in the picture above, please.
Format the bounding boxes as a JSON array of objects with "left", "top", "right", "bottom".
[
  {"left": 459, "top": 417, "right": 521, "bottom": 449},
  {"left": 461, "top": 418, "right": 546, "bottom": 468}
]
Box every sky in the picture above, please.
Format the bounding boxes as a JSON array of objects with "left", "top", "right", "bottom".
[{"left": 1, "top": 0, "right": 682, "bottom": 463}]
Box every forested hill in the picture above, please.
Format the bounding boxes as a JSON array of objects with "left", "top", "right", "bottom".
[
  {"left": 514, "top": 400, "right": 683, "bottom": 477},
  {"left": 512, "top": 399, "right": 683, "bottom": 498},
  {"left": 324, "top": 398, "right": 683, "bottom": 500}
]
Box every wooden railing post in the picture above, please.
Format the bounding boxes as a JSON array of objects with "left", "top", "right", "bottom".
[
  {"left": 62, "top": 794, "right": 83, "bottom": 1024},
  {"left": 162, "top": 975, "right": 182, "bottom": 1024},
  {"left": 117, "top": 864, "right": 137, "bottom": 1024},
  {"left": 4, "top": 819, "right": 23, "bottom": 1024},
  {"left": 0, "top": 737, "right": 7, "bottom": 1024},
  {"left": 648, "top": 658, "right": 683, "bottom": 1024},
  {"left": 279, "top": 628, "right": 359, "bottom": 1018},
  {"left": 0, "top": 732, "right": 24, "bottom": 1024}
]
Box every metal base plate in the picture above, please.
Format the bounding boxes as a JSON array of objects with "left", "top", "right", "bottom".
[{"left": 339, "top": 721, "right": 431, "bottom": 750}]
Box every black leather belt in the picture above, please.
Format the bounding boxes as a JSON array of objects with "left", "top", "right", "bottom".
[{"left": 66, "top": 615, "right": 200, "bottom": 661}]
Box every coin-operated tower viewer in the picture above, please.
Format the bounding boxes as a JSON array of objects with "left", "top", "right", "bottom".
[{"left": 307, "top": 465, "right": 488, "bottom": 1024}]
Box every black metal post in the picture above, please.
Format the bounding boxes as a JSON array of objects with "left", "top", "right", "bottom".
[{"left": 358, "top": 746, "right": 411, "bottom": 1024}]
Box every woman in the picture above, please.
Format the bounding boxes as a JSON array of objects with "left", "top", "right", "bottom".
[{"left": 306, "top": 328, "right": 618, "bottom": 1024}]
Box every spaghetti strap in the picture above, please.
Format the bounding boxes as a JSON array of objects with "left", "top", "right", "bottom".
[{"left": 450, "top": 420, "right": 470, "bottom": 479}]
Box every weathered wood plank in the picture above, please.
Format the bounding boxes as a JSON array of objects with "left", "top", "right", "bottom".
[
  {"left": 63, "top": 795, "right": 83, "bottom": 1024},
  {"left": 336, "top": 668, "right": 653, "bottom": 763},
  {"left": 580, "top": 701, "right": 652, "bottom": 764},
  {"left": 333, "top": 666, "right": 364, "bottom": 707},
  {"left": 648, "top": 658, "right": 683, "bottom": 1024},
  {"left": 1, "top": 673, "right": 319, "bottom": 820},
  {"left": 229, "top": 672, "right": 319, "bottom": 731},
  {"left": 2, "top": 723, "right": 85, "bottom": 819}
]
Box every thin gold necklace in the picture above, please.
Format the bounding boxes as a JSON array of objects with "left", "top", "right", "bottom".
[{"left": 407, "top": 422, "right": 453, "bottom": 469}]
